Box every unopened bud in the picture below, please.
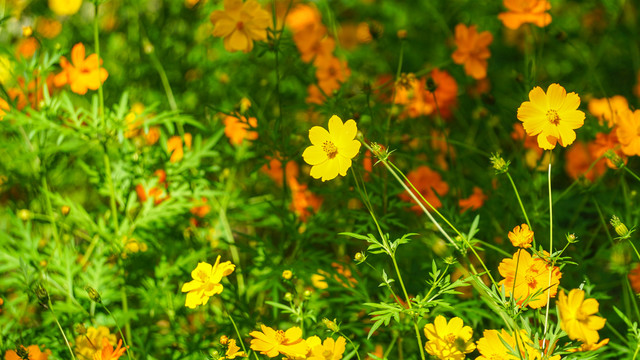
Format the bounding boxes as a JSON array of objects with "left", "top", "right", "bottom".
[
  {"left": 443, "top": 256, "right": 457, "bottom": 265},
  {"left": 219, "top": 335, "right": 229, "bottom": 345},
  {"left": 303, "top": 289, "right": 312, "bottom": 299},
  {"left": 34, "top": 283, "right": 49, "bottom": 304},
  {"left": 397, "top": 29, "right": 407, "bottom": 39},
  {"left": 490, "top": 153, "right": 510, "bottom": 174},
  {"left": 85, "top": 286, "right": 102, "bottom": 303},
  {"left": 354, "top": 252, "right": 365, "bottom": 263},
  {"left": 282, "top": 270, "right": 292, "bottom": 280},
  {"left": 566, "top": 233, "right": 578, "bottom": 243},
  {"left": 610, "top": 215, "right": 630, "bottom": 238},
  {"left": 605, "top": 150, "right": 624, "bottom": 169},
  {"left": 284, "top": 292, "right": 293, "bottom": 302},
  {"left": 74, "top": 323, "right": 87, "bottom": 335},
  {"left": 61, "top": 205, "right": 70, "bottom": 216},
  {"left": 143, "top": 39, "right": 154, "bottom": 54},
  {"left": 426, "top": 77, "right": 437, "bottom": 92},
  {"left": 18, "top": 209, "right": 31, "bottom": 221},
  {"left": 322, "top": 318, "right": 340, "bottom": 332}
]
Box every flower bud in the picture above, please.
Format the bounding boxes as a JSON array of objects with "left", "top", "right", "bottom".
[
  {"left": 16, "top": 345, "right": 29, "bottom": 360},
  {"left": 282, "top": 270, "right": 292, "bottom": 280},
  {"left": 490, "top": 153, "right": 510, "bottom": 174},
  {"left": 219, "top": 335, "right": 229, "bottom": 345},
  {"left": 426, "top": 77, "right": 437, "bottom": 92},
  {"left": 354, "top": 252, "right": 365, "bottom": 263},
  {"left": 22, "top": 26, "right": 33, "bottom": 37},
  {"left": 283, "top": 292, "right": 293, "bottom": 302},
  {"left": 61, "top": 205, "right": 70, "bottom": 216},
  {"left": 610, "top": 215, "right": 630, "bottom": 238},
  {"left": 34, "top": 283, "right": 49, "bottom": 303},
  {"left": 566, "top": 233, "right": 578, "bottom": 243},
  {"left": 443, "top": 256, "right": 457, "bottom": 265},
  {"left": 18, "top": 209, "right": 31, "bottom": 221},
  {"left": 322, "top": 318, "right": 340, "bottom": 332},
  {"left": 85, "top": 286, "right": 102, "bottom": 303},
  {"left": 605, "top": 150, "right": 624, "bottom": 169},
  {"left": 397, "top": 29, "right": 407, "bottom": 39},
  {"left": 303, "top": 289, "right": 312, "bottom": 299}
]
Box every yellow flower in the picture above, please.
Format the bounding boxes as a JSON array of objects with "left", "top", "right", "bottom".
[
  {"left": 0, "top": 55, "right": 11, "bottom": 84},
  {"left": 49, "top": 0, "right": 82, "bottom": 16},
  {"left": 226, "top": 339, "right": 248, "bottom": 359},
  {"left": 476, "top": 329, "right": 560, "bottom": 360},
  {"left": 508, "top": 224, "right": 534, "bottom": 248},
  {"left": 181, "top": 256, "right": 235, "bottom": 309},
  {"left": 210, "top": 0, "right": 271, "bottom": 53},
  {"left": 74, "top": 326, "right": 117, "bottom": 359},
  {"left": 302, "top": 115, "right": 361, "bottom": 182},
  {"left": 557, "top": 289, "right": 607, "bottom": 345},
  {"left": 423, "top": 315, "right": 475, "bottom": 360},
  {"left": 517, "top": 83, "right": 585, "bottom": 150},
  {"left": 306, "top": 336, "right": 346, "bottom": 360},
  {"left": 249, "top": 325, "right": 309, "bottom": 358}
]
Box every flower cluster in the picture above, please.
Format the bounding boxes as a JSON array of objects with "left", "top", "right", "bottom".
[{"left": 249, "top": 325, "right": 346, "bottom": 360}]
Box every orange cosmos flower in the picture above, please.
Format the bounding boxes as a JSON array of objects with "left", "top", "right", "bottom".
[
  {"left": 92, "top": 338, "right": 128, "bottom": 360},
  {"left": 399, "top": 166, "right": 449, "bottom": 212},
  {"left": 517, "top": 83, "right": 585, "bottom": 150},
  {"left": 136, "top": 169, "right": 169, "bottom": 205},
  {"left": 167, "top": 133, "right": 192, "bottom": 162},
  {"left": 424, "top": 69, "right": 458, "bottom": 119},
  {"left": 289, "top": 177, "right": 323, "bottom": 222},
  {"left": 224, "top": 114, "right": 258, "bottom": 145},
  {"left": 508, "top": 224, "right": 534, "bottom": 248},
  {"left": 590, "top": 131, "right": 626, "bottom": 169},
  {"left": 210, "top": 0, "right": 271, "bottom": 53},
  {"left": 36, "top": 17, "right": 62, "bottom": 39},
  {"left": 564, "top": 141, "right": 606, "bottom": 181},
  {"left": 306, "top": 84, "right": 327, "bottom": 105},
  {"left": 286, "top": 4, "right": 323, "bottom": 34},
  {"left": 0, "top": 98, "right": 9, "bottom": 121},
  {"left": 261, "top": 157, "right": 299, "bottom": 186},
  {"left": 588, "top": 95, "right": 629, "bottom": 128},
  {"left": 498, "top": 0, "right": 551, "bottom": 30},
  {"left": 16, "top": 37, "right": 39, "bottom": 59},
  {"left": 629, "top": 263, "right": 640, "bottom": 293},
  {"left": 5, "top": 345, "right": 51, "bottom": 360},
  {"left": 249, "top": 325, "right": 309, "bottom": 358},
  {"left": 54, "top": 43, "right": 108, "bottom": 95},
  {"left": 451, "top": 24, "right": 493, "bottom": 80},
  {"left": 316, "top": 56, "right": 351, "bottom": 95},
  {"left": 458, "top": 186, "right": 487, "bottom": 213},
  {"left": 615, "top": 108, "right": 640, "bottom": 156},
  {"left": 498, "top": 249, "right": 561, "bottom": 308}
]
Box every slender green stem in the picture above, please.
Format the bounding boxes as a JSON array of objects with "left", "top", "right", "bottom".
[
  {"left": 48, "top": 299, "right": 76, "bottom": 360},
  {"left": 41, "top": 175, "right": 60, "bottom": 244},
  {"left": 93, "top": 1, "right": 104, "bottom": 125},
  {"left": 103, "top": 151, "right": 120, "bottom": 234},
  {"left": 103, "top": 303, "right": 133, "bottom": 360},
  {"left": 506, "top": 172, "right": 531, "bottom": 230},
  {"left": 624, "top": 167, "right": 640, "bottom": 184},
  {"left": 225, "top": 309, "right": 248, "bottom": 354},
  {"left": 338, "top": 331, "right": 362, "bottom": 360},
  {"left": 541, "top": 155, "right": 554, "bottom": 352},
  {"left": 120, "top": 287, "right": 133, "bottom": 357}
]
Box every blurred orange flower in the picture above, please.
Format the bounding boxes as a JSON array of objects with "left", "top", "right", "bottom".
[
  {"left": 92, "top": 338, "right": 128, "bottom": 360},
  {"left": 629, "top": 263, "right": 640, "bottom": 293},
  {"left": 424, "top": 69, "right": 458, "bottom": 119},
  {"left": 54, "top": 43, "right": 108, "bottom": 95},
  {"left": 564, "top": 141, "right": 606, "bottom": 181},
  {"left": 399, "top": 166, "right": 449, "bottom": 212},
  {"left": 590, "top": 131, "right": 626, "bottom": 169},
  {"left": 588, "top": 95, "right": 628, "bottom": 128},
  {"left": 224, "top": 114, "right": 258, "bottom": 145},
  {"left": 36, "top": 17, "right": 62, "bottom": 39},
  {"left": 452, "top": 24, "right": 493, "bottom": 80},
  {"left": 615, "top": 108, "right": 640, "bottom": 156},
  {"left": 5, "top": 345, "right": 51, "bottom": 360},
  {"left": 289, "top": 177, "right": 323, "bottom": 222},
  {"left": 136, "top": 169, "right": 169, "bottom": 205},
  {"left": 210, "top": 0, "right": 271, "bottom": 53},
  {"left": 458, "top": 186, "right": 487, "bottom": 213},
  {"left": 316, "top": 56, "right": 351, "bottom": 95},
  {"left": 167, "top": 133, "right": 192, "bottom": 162},
  {"left": 286, "top": 4, "right": 323, "bottom": 34},
  {"left": 498, "top": 0, "right": 551, "bottom": 30},
  {"left": 16, "top": 37, "right": 39, "bottom": 59},
  {"left": 261, "top": 157, "right": 299, "bottom": 186},
  {"left": 498, "top": 249, "right": 561, "bottom": 308},
  {"left": 0, "top": 98, "right": 9, "bottom": 121}
]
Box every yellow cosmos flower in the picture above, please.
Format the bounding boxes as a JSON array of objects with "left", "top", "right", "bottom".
[
  {"left": 49, "top": 0, "right": 83, "bottom": 16},
  {"left": 302, "top": 115, "right": 361, "bottom": 182},
  {"left": 306, "top": 336, "right": 346, "bottom": 360},
  {"left": 423, "top": 315, "right": 475, "bottom": 360},
  {"left": 181, "top": 255, "right": 235, "bottom": 309},
  {"left": 476, "top": 329, "right": 560, "bottom": 360},
  {"left": 226, "top": 339, "right": 248, "bottom": 359},
  {"left": 517, "top": 83, "right": 585, "bottom": 150},
  {"left": 210, "top": 0, "right": 271, "bottom": 53},
  {"left": 249, "top": 325, "right": 309, "bottom": 358},
  {"left": 508, "top": 224, "right": 534, "bottom": 248},
  {"left": 557, "top": 289, "right": 607, "bottom": 345},
  {"left": 75, "top": 326, "right": 117, "bottom": 359}
]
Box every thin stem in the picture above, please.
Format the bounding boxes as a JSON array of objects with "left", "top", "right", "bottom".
[
  {"left": 541, "top": 155, "right": 553, "bottom": 352},
  {"left": 630, "top": 241, "right": 640, "bottom": 263},
  {"left": 338, "top": 331, "right": 362, "bottom": 360},
  {"left": 506, "top": 172, "right": 532, "bottom": 230},
  {"left": 624, "top": 166, "right": 640, "bottom": 184},
  {"left": 48, "top": 299, "right": 76, "bottom": 360},
  {"left": 120, "top": 287, "right": 133, "bottom": 357},
  {"left": 41, "top": 175, "right": 60, "bottom": 244},
  {"left": 103, "top": 303, "right": 133, "bottom": 360},
  {"left": 226, "top": 309, "right": 248, "bottom": 354},
  {"left": 93, "top": 1, "right": 104, "bottom": 125}
]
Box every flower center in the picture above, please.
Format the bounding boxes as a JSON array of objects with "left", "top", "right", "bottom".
[
  {"left": 236, "top": 21, "right": 244, "bottom": 30},
  {"left": 275, "top": 330, "right": 286, "bottom": 343},
  {"left": 323, "top": 350, "right": 333, "bottom": 358},
  {"left": 546, "top": 109, "right": 561, "bottom": 125},
  {"left": 322, "top": 140, "right": 338, "bottom": 159},
  {"left": 445, "top": 333, "right": 457, "bottom": 343},
  {"left": 576, "top": 309, "right": 590, "bottom": 322},
  {"left": 525, "top": 274, "right": 537, "bottom": 288},
  {"left": 196, "top": 270, "right": 209, "bottom": 281},
  {"left": 490, "top": 354, "right": 505, "bottom": 360}
]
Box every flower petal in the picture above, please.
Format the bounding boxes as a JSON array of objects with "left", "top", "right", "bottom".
[
  {"left": 546, "top": 83, "right": 566, "bottom": 110},
  {"left": 303, "top": 145, "right": 328, "bottom": 166},
  {"left": 308, "top": 126, "right": 331, "bottom": 146}
]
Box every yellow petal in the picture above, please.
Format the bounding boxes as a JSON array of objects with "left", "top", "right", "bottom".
[
  {"left": 303, "top": 145, "right": 328, "bottom": 165},
  {"left": 338, "top": 156, "right": 352, "bottom": 176},
  {"left": 559, "top": 92, "right": 580, "bottom": 113},
  {"left": 310, "top": 161, "right": 330, "bottom": 180},
  {"left": 308, "top": 126, "right": 332, "bottom": 146},
  {"left": 546, "top": 83, "right": 566, "bottom": 110},
  {"left": 191, "top": 262, "right": 213, "bottom": 281},
  {"left": 528, "top": 86, "right": 548, "bottom": 111},
  {"left": 321, "top": 159, "right": 340, "bottom": 181},
  {"left": 285, "top": 326, "right": 303, "bottom": 341},
  {"left": 335, "top": 119, "right": 357, "bottom": 148},
  {"left": 556, "top": 123, "right": 576, "bottom": 147},
  {"left": 213, "top": 18, "right": 236, "bottom": 37},
  {"left": 338, "top": 139, "right": 361, "bottom": 159},
  {"left": 328, "top": 115, "right": 344, "bottom": 136},
  {"left": 228, "top": 30, "right": 249, "bottom": 52}
]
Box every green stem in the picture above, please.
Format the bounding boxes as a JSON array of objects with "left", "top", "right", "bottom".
[
  {"left": 338, "top": 331, "right": 362, "bottom": 360},
  {"left": 541, "top": 155, "right": 554, "bottom": 352},
  {"left": 506, "top": 172, "right": 531, "bottom": 231},
  {"left": 630, "top": 241, "right": 640, "bottom": 263},
  {"left": 225, "top": 309, "right": 248, "bottom": 354},
  {"left": 103, "top": 302, "right": 133, "bottom": 360},
  {"left": 41, "top": 175, "right": 60, "bottom": 244},
  {"left": 103, "top": 151, "right": 120, "bottom": 234},
  {"left": 93, "top": 1, "right": 104, "bottom": 125},
  {"left": 48, "top": 299, "right": 76, "bottom": 360},
  {"left": 624, "top": 166, "right": 640, "bottom": 184}
]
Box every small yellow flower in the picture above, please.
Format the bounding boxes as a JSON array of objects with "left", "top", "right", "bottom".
[
  {"left": 508, "top": 224, "right": 534, "bottom": 248},
  {"left": 423, "top": 315, "right": 475, "bottom": 359},
  {"left": 210, "top": 0, "right": 271, "bottom": 53},
  {"left": 306, "top": 336, "right": 346, "bottom": 360},
  {"left": 49, "top": 0, "right": 83, "bottom": 16},
  {"left": 282, "top": 270, "right": 293, "bottom": 280},
  {"left": 249, "top": 325, "right": 309, "bottom": 358},
  {"left": 517, "top": 83, "right": 585, "bottom": 150},
  {"left": 302, "top": 115, "right": 361, "bottom": 182},
  {"left": 557, "top": 289, "right": 607, "bottom": 345},
  {"left": 226, "top": 339, "right": 248, "bottom": 359},
  {"left": 181, "top": 256, "right": 235, "bottom": 309}
]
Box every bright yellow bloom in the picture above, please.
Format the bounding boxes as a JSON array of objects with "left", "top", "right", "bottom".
[
  {"left": 498, "top": 249, "right": 561, "bottom": 309},
  {"left": 49, "top": 0, "right": 82, "bottom": 16},
  {"left": 517, "top": 83, "right": 585, "bottom": 150},
  {"left": 249, "top": 325, "right": 309, "bottom": 358},
  {"left": 557, "top": 289, "right": 607, "bottom": 345},
  {"left": 306, "top": 336, "right": 346, "bottom": 360},
  {"left": 75, "top": 326, "right": 117, "bottom": 359},
  {"left": 302, "top": 115, "right": 361, "bottom": 182},
  {"left": 423, "top": 315, "right": 475, "bottom": 360},
  {"left": 476, "top": 329, "right": 560, "bottom": 360},
  {"left": 92, "top": 338, "right": 127, "bottom": 360},
  {"left": 210, "top": 0, "right": 271, "bottom": 53},
  {"left": 0, "top": 55, "right": 11, "bottom": 84},
  {"left": 568, "top": 338, "right": 609, "bottom": 352},
  {"left": 181, "top": 256, "right": 235, "bottom": 309},
  {"left": 226, "top": 339, "right": 248, "bottom": 359},
  {"left": 508, "top": 224, "right": 534, "bottom": 248}
]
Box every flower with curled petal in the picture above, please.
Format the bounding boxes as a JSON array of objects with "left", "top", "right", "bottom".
[
  {"left": 302, "top": 115, "right": 361, "bottom": 182},
  {"left": 517, "top": 83, "right": 585, "bottom": 150},
  {"left": 249, "top": 325, "right": 309, "bottom": 358},
  {"left": 181, "top": 256, "right": 235, "bottom": 309}
]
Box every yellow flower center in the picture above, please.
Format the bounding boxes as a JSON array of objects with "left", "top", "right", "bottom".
[
  {"left": 576, "top": 308, "right": 589, "bottom": 322},
  {"left": 323, "top": 349, "right": 333, "bottom": 358},
  {"left": 445, "top": 333, "right": 457, "bottom": 343},
  {"left": 525, "top": 274, "right": 537, "bottom": 288},
  {"left": 322, "top": 141, "right": 338, "bottom": 159},
  {"left": 236, "top": 21, "right": 244, "bottom": 30},
  {"left": 275, "top": 330, "right": 286, "bottom": 343},
  {"left": 546, "top": 109, "right": 561, "bottom": 125}
]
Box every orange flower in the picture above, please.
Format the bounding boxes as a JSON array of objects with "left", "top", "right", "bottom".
[
  {"left": 136, "top": 169, "right": 168, "bottom": 205},
  {"left": 498, "top": 0, "right": 551, "bottom": 30},
  {"left": 190, "top": 197, "right": 211, "bottom": 218},
  {"left": 224, "top": 114, "right": 258, "bottom": 145},
  {"left": 54, "top": 43, "right": 108, "bottom": 95},
  {"left": 36, "top": 17, "right": 62, "bottom": 39},
  {"left": 615, "top": 108, "right": 640, "bottom": 156},
  {"left": 289, "top": 177, "right": 323, "bottom": 222},
  {"left": 517, "top": 83, "right": 585, "bottom": 150},
  {"left": 305, "top": 84, "right": 326, "bottom": 105},
  {"left": 316, "top": 56, "right": 351, "bottom": 95},
  {"left": 5, "top": 345, "right": 51, "bottom": 360},
  {"left": 167, "top": 133, "right": 192, "bottom": 162},
  {"left": 588, "top": 95, "right": 629, "bottom": 128},
  {"left": 451, "top": 24, "right": 493, "bottom": 80},
  {"left": 249, "top": 325, "right": 309, "bottom": 358},
  {"left": 564, "top": 141, "right": 606, "bottom": 181},
  {"left": 16, "top": 37, "right": 39, "bottom": 59},
  {"left": 261, "top": 157, "right": 299, "bottom": 186},
  {"left": 210, "top": 0, "right": 271, "bottom": 53},
  {"left": 399, "top": 166, "right": 449, "bottom": 212},
  {"left": 424, "top": 69, "right": 458, "bottom": 119},
  {"left": 285, "top": 4, "right": 323, "bottom": 34},
  {"left": 629, "top": 263, "right": 640, "bottom": 294},
  {"left": 589, "top": 131, "right": 626, "bottom": 169},
  {"left": 299, "top": 33, "right": 335, "bottom": 66},
  {"left": 508, "top": 224, "right": 534, "bottom": 248},
  {"left": 458, "top": 186, "right": 487, "bottom": 213},
  {"left": 498, "top": 249, "right": 561, "bottom": 308},
  {"left": 92, "top": 338, "right": 128, "bottom": 360},
  {"left": 0, "top": 98, "right": 9, "bottom": 121},
  {"left": 568, "top": 339, "right": 609, "bottom": 352}
]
